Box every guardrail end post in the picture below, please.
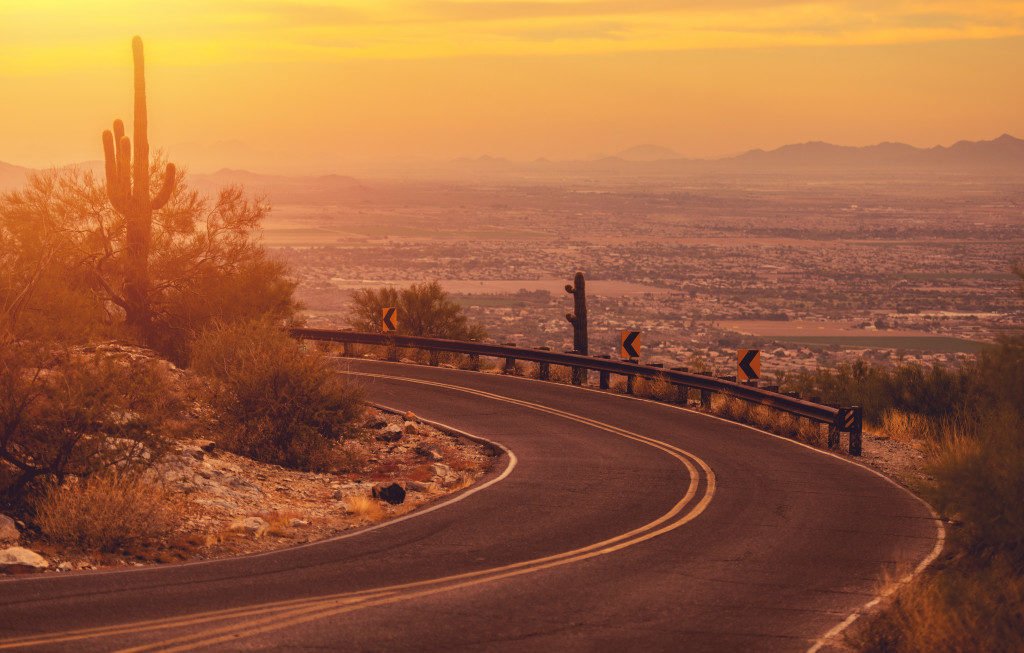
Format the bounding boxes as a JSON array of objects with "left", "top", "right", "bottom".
[{"left": 847, "top": 406, "right": 863, "bottom": 456}]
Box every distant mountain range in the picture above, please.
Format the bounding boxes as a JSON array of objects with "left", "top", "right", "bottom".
[
  {"left": 2, "top": 134, "right": 1022, "bottom": 192},
  {"left": 444, "top": 134, "right": 1024, "bottom": 177}
]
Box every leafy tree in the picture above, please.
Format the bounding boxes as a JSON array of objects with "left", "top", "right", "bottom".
[
  {"left": 348, "top": 281, "right": 486, "bottom": 340},
  {"left": 0, "top": 165, "right": 297, "bottom": 361}
]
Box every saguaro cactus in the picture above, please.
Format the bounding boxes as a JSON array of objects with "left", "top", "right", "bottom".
[
  {"left": 101, "top": 36, "right": 176, "bottom": 337},
  {"left": 564, "top": 271, "right": 588, "bottom": 355}
]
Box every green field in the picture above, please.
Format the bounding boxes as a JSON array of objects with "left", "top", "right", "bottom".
[{"left": 772, "top": 335, "right": 989, "bottom": 353}]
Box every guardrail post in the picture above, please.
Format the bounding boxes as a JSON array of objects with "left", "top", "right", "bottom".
[
  {"left": 569, "top": 349, "right": 586, "bottom": 386},
  {"left": 670, "top": 367, "right": 689, "bottom": 404},
  {"left": 428, "top": 350, "right": 440, "bottom": 366},
  {"left": 342, "top": 341, "right": 352, "bottom": 357},
  {"left": 537, "top": 347, "right": 550, "bottom": 380},
  {"left": 700, "top": 389, "right": 712, "bottom": 409},
  {"left": 503, "top": 343, "right": 517, "bottom": 374},
  {"left": 843, "top": 406, "right": 863, "bottom": 456},
  {"left": 827, "top": 417, "right": 841, "bottom": 450},
  {"left": 468, "top": 353, "right": 480, "bottom": 370},
  {"left": 596, "top": 355, "right": 610, "bottom": 389},
  {"left": 626, "top": 375, "right": 635, "bottom": 395}
]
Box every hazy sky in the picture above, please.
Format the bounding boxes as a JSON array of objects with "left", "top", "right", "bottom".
[{"left": 2, "top": 1, "right": 1023, "bottom": 173}]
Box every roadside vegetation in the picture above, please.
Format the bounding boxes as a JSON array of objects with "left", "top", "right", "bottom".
[
  {"left": 349, "top": 280, "right": 486, "bottom": 340},
  {"left": 779, "top": 269, "right": 1024, "bottom": 652},
  {"left": 192, "top": 320, "right": 364, "bottom": 471}
]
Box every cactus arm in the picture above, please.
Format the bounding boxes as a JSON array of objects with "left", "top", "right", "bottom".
[
  {"left": 151, "top": 163, "right": 176, "bottom": 210},
  {"left": 565, "top": 284, "right": 574, "bottom": 294},
  {"left": 566, "top": 312, "right": 576, "bottom": 324},
  {"left": 117, "top": 135, "right": 132, "bottom": 196},
  {"left": 102, "top": 130, "right": 118, "bottom": 189}
]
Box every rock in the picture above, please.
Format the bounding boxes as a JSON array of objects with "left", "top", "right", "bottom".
[
  {"left": 430, "top": 462, "right": 452, "bottom": 478},
  {"left": 403, "top": 421, "right": 419, "bottom": 434},
  {"left": 363, "top": 416, "right": 388, "bottom": 430},
  {"left": 404, "top": 411, "right": 417, "bottom": 421},
  {"left": 228, "top": 516, "right": 268, "bottom": 538},
  {"left": 332, "top": 488, "right": 346, "bottom": 500},
  {"left": 377, "top": 424, "right": 403, "bottom": 443},
  {"left": 371, "top": 483, "right": 406, "bottom": 505},
  {"left": 57, "top": 561, "right": 73, "bottom": 572},
  {"left": 289, "top": 518, "right": 310, "bottom": 528},
  {"left": 196, "top": 439, "right": 217, "bottom": 453},
  {"left": 0, "top": 547, "right": 49, "bottom": 574},
  {"left": 415, "top": 445, "right": 444, "bottom": 462},
  {"left": 0, "top": 514, "right": 19, "bottom": 544}
]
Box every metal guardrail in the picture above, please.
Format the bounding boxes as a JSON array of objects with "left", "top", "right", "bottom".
[{"left": 290, "top": 328, "right": 863, "bottom": 456}]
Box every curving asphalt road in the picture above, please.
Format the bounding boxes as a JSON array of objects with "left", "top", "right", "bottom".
[{"left": 0, "top": 359, "right": 941, "bottom": 652}]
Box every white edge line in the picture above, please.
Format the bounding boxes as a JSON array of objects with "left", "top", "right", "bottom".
[
  {"left": 343, "top": 359, "right": 946, "bottom": 652},
  {"left": 0, "top": 408, "right": 517, "bottom": 585}
]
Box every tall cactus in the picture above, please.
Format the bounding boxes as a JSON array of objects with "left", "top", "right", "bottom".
[
  {"left": 101, "top": 36, "right": 176, "bottom": 337},
  {"left": 564, "top": 271, "right": 588, "bottom": 355}
]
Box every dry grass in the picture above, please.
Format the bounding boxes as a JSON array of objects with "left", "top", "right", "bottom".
[
  {"left": 851, "top": 558, "right": 1024, "bottom": 652},
  {"left": 879, "top": 409, "right": 937, "bottom": 442},
  {"left": 632, "top": 375, "right": 677, "bottom": 402},
  {"left": 34, "top": 472, "right": 179, "bottom": 552},
  {"left": 343, "top": 495, "right": 384, "bottom": 521}
]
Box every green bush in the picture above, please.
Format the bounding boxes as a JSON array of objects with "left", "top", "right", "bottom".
[
  {"left": 348, "top": 281, "right": 486, "bottom": 340},
  {"left": 191, "top": 320, "right": 364, "bottom": 471}
]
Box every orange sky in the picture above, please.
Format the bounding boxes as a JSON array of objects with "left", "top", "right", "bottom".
[{"left": 2, "top": 1, "right": 1023, "bottom": 173}]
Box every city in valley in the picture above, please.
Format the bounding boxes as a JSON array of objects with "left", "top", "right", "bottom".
[{"left": 252, "top": 167, "right": 1024, "bottom": 377}]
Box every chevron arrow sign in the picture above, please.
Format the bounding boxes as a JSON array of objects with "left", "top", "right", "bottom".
[
  {"left": 737, "top": 349, "right": 761, "bottom": 382},
  {"left": 381, "top": 307, "right": 398, "bottom": 332},
  {"left": 620, "top": 330, "right": 641, "bottom": 359}
]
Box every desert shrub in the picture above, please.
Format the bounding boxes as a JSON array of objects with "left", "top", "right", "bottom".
[
  {"left": 856, "top": 335, "right": 1024, "bottom": 650},
  {"left": 192, "top": 320, "right": 364, "bottom": 471},
  {"left": 0, "top": 335, "right": 173, "bottom": 509},
  {"left": 780, "top": 359, "right": 975, "bottom": 426},
  {"left": 879, "top": 409, "right": 938, "bottom": 442},
  {"left": 348, "top": 281, "right": 486, "bottom": 340},
  {"left": 632, "top": 375, "right": 677, "bottom": 401},
  {"left": 34, "top": 470, "right": 177, "bottom": 552}
]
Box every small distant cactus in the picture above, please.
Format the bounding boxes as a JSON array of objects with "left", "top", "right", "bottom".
[
  {"left": 564, "top": 271, "right": 588, "bottom": 355},
  {"left": 101, "top": 36, "right": 176, "bottom": 338}
]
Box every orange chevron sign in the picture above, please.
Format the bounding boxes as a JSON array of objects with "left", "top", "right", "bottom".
[
  {"left": 381, "top": 307, "right": 398, "bottom": 332},
  {"left": 737, "top": 349, "right": 761, "bottom": 382},
  {"left": 620, "top": 330, "right": 641, "bottom": 359}
]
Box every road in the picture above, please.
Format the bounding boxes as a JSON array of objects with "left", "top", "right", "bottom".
[{"left": 0, "top": 359, "right": 942, "bottom": 652}]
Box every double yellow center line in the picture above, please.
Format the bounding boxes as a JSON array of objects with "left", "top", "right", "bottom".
[{"left": 0, "top": 373, "right": 715, "bottom": 652}]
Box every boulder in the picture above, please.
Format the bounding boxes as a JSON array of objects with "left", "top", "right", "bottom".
[
  {"left": 0, "top": 547, "right": 49, "bottom": 574},
  {"left": 0, "top": 515, "right": 19, "bottom": 544},
  {"left": 376, "top": 424, "right": 404, "bottom": 443},
  {"left": 371, "top": 483, "right": 406, "bottom": 505},
  {"left": 402, "top": 421, "right": 419, "bottom": 434},
  {"left": 228, "top": 516, "right": 268, "bottom": 538},
  {"left": 363, "top": 416, "right": 388, "bottom": 430},
  {"left": 195, "top": 439, "right": 217, "bottom": 453}
]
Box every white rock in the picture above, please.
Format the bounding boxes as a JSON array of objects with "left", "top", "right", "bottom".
[
  {"left": 0, "top": 547, "right": 49, "bottom": 573},
  {"left": 0, "top": 514, "right": 19, "bottom": 544},
  {"left": 57, "top": 561, "right": 73, "bottom": 572},
  {"left": 228, "top": 516, "right": 268, "bottom": 538},
  {"left": 289, "top": 519, "right": 310, "bottom": 528}
]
